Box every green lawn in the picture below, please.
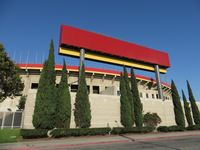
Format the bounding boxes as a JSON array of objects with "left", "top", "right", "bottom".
[{"left": 0, "top": 129, "right": 21, "bottom": 143}]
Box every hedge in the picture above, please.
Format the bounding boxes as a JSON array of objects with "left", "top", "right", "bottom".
[
  {"left": 186, "top": 125, "right": 200, "bottom": 130},
  {"left": 157, "top": 126, "right": 169, "bottom": 132},
  {"left": 21, "top": 129, "right": 48, "bottom": 139},
  {"left": 157, "top": 126, "right": 185, "bottom": 132},
  {"left": 168, "top": 125, "right": 185, "bottom": 132},
  {"left": 111, "top": 126, "right": 154, "bottom": 134},
  {"left": 21, "top": 127, "right": 155, "bottom": 139},
  {"left": 50, "top": 128, "right": 111, "bottom": 138}
]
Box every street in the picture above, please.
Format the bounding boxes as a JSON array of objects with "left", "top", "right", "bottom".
[{"left": 67, "top": 136, "right": 200, "bottom": 150}]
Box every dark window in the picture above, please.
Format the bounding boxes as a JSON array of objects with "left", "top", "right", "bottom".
[
  {"left": 152, "top": 94, "right": 155, "bottom": 99},
  {"left": 93, "top": 86, "right": 99, "bottom": 94},
  {"left": 146, "top": 93, "right": 149, "bottom": 98},
  {"left": 31, "top": 83, "right": 38, "bottom": 89},
  {"left": 156, "top": 94, "right": 159, "bottom": 99},
  {"left": 71, "top": 85, "right": 78, "bottom": 92}
]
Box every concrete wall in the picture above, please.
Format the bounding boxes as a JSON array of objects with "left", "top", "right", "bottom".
[{"left": 22, "top": 89, "right": 200, "bottom": 129}]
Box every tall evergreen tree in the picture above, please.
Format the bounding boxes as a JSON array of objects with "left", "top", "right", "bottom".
[
  {"left": 187, "top": 80, "right": 200, "bottom": 125},
  {"left": 182, "top": 90, "right": 193, "bottom": 126},
  {"left": 131, "top": 68, "right": 143, "bottom": 127},
  {"left": 0, "top": 44, "right": 24, "bottom": 102},
  {"left": 123, "top": 66, "right": 134, "bottom": 126},
  {"left": 120, "top": 73, "right": 133, "bottom": 128},
  {"left": 171, "top": 80, "right": 185, "bottom": 127},
  {"left": 74, "top": 63, "right": 91, "bottom": 128},
  {"left": 33, "top": 40, "right": 56, "bottom": 129},
  {"left": 55, "top": 60, "right": 71, "bottom": 128}
]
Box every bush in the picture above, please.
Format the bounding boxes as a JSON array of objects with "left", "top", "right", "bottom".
[
  {"left": 17, "top": 95, "right": 27, "bottom": 110},
  {"left": 21, "top": 129, "right": 48, "bottom": 139},
  {"left": 50, "top": 128, "right": 111, "bottom": 138},
  {"left": 157, "top": 126, "right": 169, "bottom": 132},
  {"left": 111, "top": 126, "right": 154, "bottom": 134},
  {"left": 143, "top": 112, "right": 161, "bottom": 129},
  {"left": 157, "top": 125, "right": 185, "bottom": 132},
  {"left": 186, "top": 125, "right": 200, "bottom": 130},
  {"left": 168, "top": 125, "right": 185, "bottom": 132}
]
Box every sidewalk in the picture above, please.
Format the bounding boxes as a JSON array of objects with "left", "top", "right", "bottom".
[{"left": 1, "top": 131, "right": 200, "bottom": 150}]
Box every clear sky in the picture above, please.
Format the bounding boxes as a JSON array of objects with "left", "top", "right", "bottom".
[{"left": 1, "top": 0, "right": 200, "bottom": 100}]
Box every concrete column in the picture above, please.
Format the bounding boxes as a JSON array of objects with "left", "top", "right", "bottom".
[
  {"left": 155, "top": 65, "right": 164, "bottom": 100},
  {"left": 79, "top": 48, "right": 85, "bottom": 84}
]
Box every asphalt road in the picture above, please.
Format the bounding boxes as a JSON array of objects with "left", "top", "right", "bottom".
[{"left": 67, "top": 136, "right": 200, "bottom": 150}]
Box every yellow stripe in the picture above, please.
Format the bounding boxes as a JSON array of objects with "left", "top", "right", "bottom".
[{"left": 59, "top": 47, "right": 167, "bottom": 73}]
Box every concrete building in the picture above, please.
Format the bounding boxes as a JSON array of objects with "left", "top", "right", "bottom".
[{"left": 1, "top": 64, "right": 175, "bottom": 128}]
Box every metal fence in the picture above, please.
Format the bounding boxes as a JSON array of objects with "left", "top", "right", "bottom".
[{"left": 0, "top": 111, "right": 23, "bottom": 129}]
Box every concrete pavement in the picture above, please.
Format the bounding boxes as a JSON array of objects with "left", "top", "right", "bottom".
[{"left": 1, "top": 131, "right": 200, "bottom": 150}]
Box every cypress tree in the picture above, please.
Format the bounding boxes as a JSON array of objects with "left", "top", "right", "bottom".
[
  {"left": 131, "top": 68, "right": 143, "bottom": 127},
  {"left": 33, "top": 40, "right": 56, "bottom": 129},
  {"left": 171, "top": 80, "right": 185, "bottom": 127},
  {"left": 123, "top": 66, "right": 134, "bottom": 126},
  {"left": 187, "top": 80, "right": 200, "bottom": 125},
  {"left": 120, "top": 73, "right": 133, "bottom": 128},
  {"left": 55, "top": 60, "right": 71, "bottom": 128},
  {"left": 74, "top": 63, "right": 91, "bottom": 128},
  {"left": 182, "top": 90, "right": 193, "bottom": 126}
]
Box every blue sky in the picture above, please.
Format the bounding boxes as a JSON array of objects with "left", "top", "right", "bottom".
[{"left": 1, "top": 0, "right": 200, "bottom": 100}]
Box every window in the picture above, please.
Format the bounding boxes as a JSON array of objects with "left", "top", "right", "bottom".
[
  {"left": 31, "top": 83, "right": 38, "bottom": 89},
  {"left": 156, "top": 94, "right": 159, "bottom": 99},
  {"left": 140, "top": 92, "right": 143, "bottom": 98},
  {"left": 146, "top": 93, "right": 149, "bottom": 98},
  {"left": 71, "top": 85, "right": 78, "bottom": 92},
  {"left": 152, "top": 94, "right": 155, "bottom": 99},
  {"left": 93, "top": 86, "right": 99, "bottom": 94}
]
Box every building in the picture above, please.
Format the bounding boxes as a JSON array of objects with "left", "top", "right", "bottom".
[{"left": 1, "top": 63, "right": 175, "bottom": 128}]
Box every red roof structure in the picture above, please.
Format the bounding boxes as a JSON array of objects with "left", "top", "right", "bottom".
[{"left": 59, "top": 25, "right": 170, "bottom": 68}]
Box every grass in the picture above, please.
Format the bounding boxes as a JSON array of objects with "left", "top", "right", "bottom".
[{"left": 0, "top": 129, "right": 21, "bottom": 143}]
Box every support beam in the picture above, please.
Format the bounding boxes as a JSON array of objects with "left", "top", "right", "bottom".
[
  {"left": 79, "top": 48, "right": 85, "bottom": 84},
  {"left": 155, "top": 65, "right": 164, "bottom": 100}
]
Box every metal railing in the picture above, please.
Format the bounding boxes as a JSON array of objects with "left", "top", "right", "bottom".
[{"left": 0, "top": 111, "right": 24, "bottom": 129}]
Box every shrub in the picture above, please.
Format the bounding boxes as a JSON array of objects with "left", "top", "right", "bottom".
[
  {"left": 168, "top": 125, "right": 185, "bottom": 132},
  {"left": 157, "top": 125, "right": 185, "bottom": 132},
  {"left": 111, "top": 126, "right": 154, "bottom": 134},
  {"left": 17, "top": 95, "right": 27, "bottom": 110},
  {"left": 186, "top": 125, "right": 200, "bottom": 130},
  {"left": 157, "top": 126, "right": 169, "bottom": 132},
  {"left": 50, "top": 128, "right": 111, "bottom": 138},
  {"left": 21, "top": 129, "right": 48, "bottom": 139},
  {"left": 143, "top": 112, "right": 161, "bottom": 129}
]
